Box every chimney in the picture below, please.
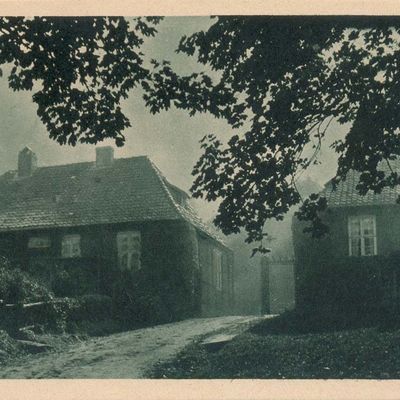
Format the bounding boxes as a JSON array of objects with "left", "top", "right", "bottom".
[
  {"left": 96, "top": 146, "right": 114, "bottom": 167},
  {"left": 18, "top": 147, "right": 37, "bottom": 177}
]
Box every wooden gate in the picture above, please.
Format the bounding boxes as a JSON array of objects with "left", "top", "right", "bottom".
[{"left": 261, "top": 256, "right": 295, "bottom": 314}]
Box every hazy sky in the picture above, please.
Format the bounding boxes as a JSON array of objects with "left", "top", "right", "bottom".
[{"left": 0, "top": 17, "right": 346, "bottom": 221}]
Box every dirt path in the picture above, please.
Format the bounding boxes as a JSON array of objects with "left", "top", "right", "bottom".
[{"left": 0, "top": 316, "right": 260, "bottom": 378}]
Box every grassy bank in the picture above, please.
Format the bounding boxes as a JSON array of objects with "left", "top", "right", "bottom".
[{"left": 151, "top": 311, "right": 400, "bottom": 379}]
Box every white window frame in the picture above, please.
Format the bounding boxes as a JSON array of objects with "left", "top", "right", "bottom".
[
  {"left": 28, "top": 236, "right": 51, "bottom": 249},
  {"left": 61, "top": 234, "right": 81, "bottom": 258},
  {"left": 117, "top": 231, "right": 141, "bottom": 271},
  {"left": 213, "top": 248, "right": 223, "bottom": 291},
  {"left": 348, "top": 215, "right": 377, "bottom": 256}
]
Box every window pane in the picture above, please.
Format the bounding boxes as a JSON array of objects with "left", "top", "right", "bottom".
[
  {"left": 62, "top": 242, "right": 70, "bottom": 256},
  {"left": 362, "top": 217, "right": 375, "bottom": 235},
  {"left": 349, "top": 219, "right": 361, "bottom": 236},
  {"left": 364, "top": 236, "right": 375, "bottom": 256},
  {"left": 120, "top": 254, "right": 128, "bottom": 270},
  {"left": 351, "top": 237, "right": 362, "bottom": 256},
  {"left": 213, "top": 249, "right": 223, "bottom": 290},
  {"left": 62, "top": 235, "right": 81, "bottom": 258},
  {"left": 131, "top": 253, "right": 140, "bottom": 271},
  {"left": 28, "top": 237, "right": 50, "bottom": 249},
  {"left": 117, "top": 231, "right": 141, "bottom": 271},
  {"left": 131, "top": 238, "right": 140, "bottom": 252},
  {"left": 349, "top": 216, "right": 377, "bottom": 257}
]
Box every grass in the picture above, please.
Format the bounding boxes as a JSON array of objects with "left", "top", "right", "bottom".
[{"left": 151, "top": 309, "right": 400, "bottom": 379}]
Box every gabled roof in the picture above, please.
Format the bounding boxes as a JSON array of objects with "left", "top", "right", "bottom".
[
  {"left": 0, "top": 155, "right": 222, "bottom": 243},
  {"left": 321, "top": 159, "right": 400, "bottom": 208}
]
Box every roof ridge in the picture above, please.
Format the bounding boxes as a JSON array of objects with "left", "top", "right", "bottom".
[
  {"left": 148, "top": 159, "right": 227, "bottom": 246},
  {"left": 1, "top": 155, "right": 151, "bottom": 175},
  {"left": 147, "top": 158, "right": 184, "bottom": 221}
]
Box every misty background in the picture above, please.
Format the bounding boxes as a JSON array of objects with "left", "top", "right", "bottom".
[{"left": 0, "top": 17, "right": 348, "bottom": 313}]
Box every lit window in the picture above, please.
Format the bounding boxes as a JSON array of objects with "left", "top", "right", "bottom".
[
  {"left": 348, "top": 216, "right": 377, "bottom": 256},
  {"left": 117, "top": 231, "right": 141, "bottom": 271},
  {"left": 28, "top": 236, "right": 50, "bottom": 249},
  {"left": 212, "top": 248, "right": 223, "bottom": 291},
  {"left": 61, "top": 234, "right": 81, "bottom": 258}
]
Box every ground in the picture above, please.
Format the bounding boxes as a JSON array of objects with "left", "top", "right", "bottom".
[
  {"left": 151, "top": 311, "right": 400, "bottom": 379},
  {"left": 0, "top": 315, "right": 260, "bottom": 378}
]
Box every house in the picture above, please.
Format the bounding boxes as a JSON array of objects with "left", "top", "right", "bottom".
[
  {"left": 0, "top": 146, "right": 234, "bottom": 320},
  {"left": 292, "top": 163, "right": 400, "bottom": 312}
]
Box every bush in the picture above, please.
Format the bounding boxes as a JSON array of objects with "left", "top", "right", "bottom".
[
  {"left": 112, "top": 270, "right": 174, "bottom": 327},
  {"left": 52, "top": 269, "right": 76, "bottom": 297},
  {"left": 67, "top": 319, "right": 123, "bottom": 337},
  {"left": 0, "top": 329, "right": 22, "bottom": 361},
  {"left": 250, "top": 306, "right": 381, "bottom": 336},
  {"left": 69, "top": 294, "right": 113, "bottom": 323},
  {"left": 0, "top": 257, "right": 53, "bottom": 304},
  {"left": 47, "top": 297, "right": 81, "bottom": 332}
]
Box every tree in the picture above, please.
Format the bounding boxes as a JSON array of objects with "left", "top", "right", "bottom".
[
  {"left": 0, "top": 17, "right": 162, "bottom": 146},
  {"left": 3, "top": 16, "right": 400, "bottom": 250},
  {"left": 144, "top": 16, "right": 400, "bottom": 249}
]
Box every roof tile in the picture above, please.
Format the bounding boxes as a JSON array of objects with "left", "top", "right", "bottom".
[
  {"left": 0, "top": 156, "right": 222, "bottom": 244},
  {"left": 321, "top": 159, "right": 400, "bottom": 207}
]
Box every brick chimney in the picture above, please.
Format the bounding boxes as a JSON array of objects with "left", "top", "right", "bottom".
[
  {"left": 96, "top": 146, "right": 114, "bottom": 167},
  {"left": 18, "top": 147, "right": 37, "bottom": 177}
]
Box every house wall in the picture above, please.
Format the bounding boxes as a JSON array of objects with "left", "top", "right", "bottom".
[
  {"left": 292, "top": 205, "right": 400, "bottom": 311},
  {"left": 197, "top": 233, "right": 234, "bottom": 317},
  {"left": 0, "top": 219, "right": 201, "bottom": 320},
  {"left": 0, "top": 219, "right": 235, "bottom": 320}
]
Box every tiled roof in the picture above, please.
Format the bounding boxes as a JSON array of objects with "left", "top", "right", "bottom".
[
  {"left": 321, "top": 159, "right": 400, "bottom": 208},
  {"left": 0, "top": 155, "right": 223, "bottom": 244}
]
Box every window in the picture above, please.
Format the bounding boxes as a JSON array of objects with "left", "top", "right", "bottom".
[
  {"left": 28, "top": 236, "right": 50, "bottom": 249},
  {"left": 212, "top": 248, "right": 223, "bottom": 291},
  {"left": 61, "top": 234, "right": 81, "bottom": 258},
  {"left": 117, "top": 231, "right": 141, "bottom": 271},
  {"left": 348, "top": 216, "right": 377, "bottom": 256}
]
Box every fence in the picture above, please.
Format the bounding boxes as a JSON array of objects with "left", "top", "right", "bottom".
[{"left": 0, "top": 298, "right": 69, "bottom": 333}]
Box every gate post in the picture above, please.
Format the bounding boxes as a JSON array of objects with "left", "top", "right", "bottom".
[{"left": 260, "top": 256, "right": 270, "bottom": 314}]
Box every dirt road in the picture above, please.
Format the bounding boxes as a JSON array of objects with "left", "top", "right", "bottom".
[{"left": 0, "top": 316, "right": 260, "bottom": 378}]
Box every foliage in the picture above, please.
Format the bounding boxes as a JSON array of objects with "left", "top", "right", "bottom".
[
  {"left": 69, "top": 294, "right": 113, "bottom": 323},
  {"left": 51, "top": 269, "right": 76, "bottom": 297},
  {"left": 0, "top": 257, "right": 53, "bottom": 304},
  {"left": 249, "top": 308, "right": 380, "bottom": 335},
  {"left": 67, "top": 319, "right": 123, "bottom": 337},
  {"left": 0, "top": 330, "right": 24, "bottom": 362},
  {"left": 144, "top": 17, "right": 400, "bottom": 248},
  {"left": 43, "top": 297, "right": 79, "bottom": 333},
  {"left": 4, "top": 17, "right": 400, "bottom": 247},
  {"left": 111, "top": 269, "right": 191, "bottom": 327},
  {"left": 296, "top": 257, "right": 385, "bottom": 312},
  {"left": 0, "top": 17, "right": 161, "bottom": 146},
  {"left": 43, "top": 295, "right": 114, "bottom": 333}
]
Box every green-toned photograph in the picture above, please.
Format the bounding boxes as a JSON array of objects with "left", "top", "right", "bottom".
[{"left": 0, "top": 15, "right": 399, "bottom": 379}]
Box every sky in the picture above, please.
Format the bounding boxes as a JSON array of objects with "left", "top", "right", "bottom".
[{"left": 0, "top": 17, "right": 346, "bottom": 222}]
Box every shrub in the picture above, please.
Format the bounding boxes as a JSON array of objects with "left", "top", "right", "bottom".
[
  {"left": 0, "top": 329, "right": 22, "bottom": 361},
  {"left": 67, "top": 319, "right": 123, "bottom": 337},
  {"left": 0, "top": 257, "right": 53, "bottom": 304},
  {"left": 52, "top": 269, "right": 76, "bottom": 297},
  {"left": 112, "top": 270, "right": 174, "bottom": 327},
  {"left": 69, "top": 294, "right": 113, "bottom": 323},
  {"left": 250, "top": 306, "right": 382, "bottom": 336}
]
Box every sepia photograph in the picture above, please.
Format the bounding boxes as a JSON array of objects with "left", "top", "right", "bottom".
[{"left": 0, "top": 3, "right": 400, "bottom": 392}]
